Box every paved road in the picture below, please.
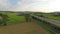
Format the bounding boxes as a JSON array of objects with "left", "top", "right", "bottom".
[{"left": 31, "top": 15, "right": 60, "bottom": 28}]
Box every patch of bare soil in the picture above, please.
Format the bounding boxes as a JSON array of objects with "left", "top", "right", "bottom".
[{"left": 0, "top": 22, "right": 50, "bottom": 34}]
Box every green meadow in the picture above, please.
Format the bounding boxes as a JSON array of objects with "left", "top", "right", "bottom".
[
  {"left": 35, "top": 13, "right": 60, "bottom": 21},
  {"left": 0, "top": 12, "right": 25, "bottom": 25},
  {"left": 0, "top": 12, "right": 60, "bottom": 34}
]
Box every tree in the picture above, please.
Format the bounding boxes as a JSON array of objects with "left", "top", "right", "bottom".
[
  {"left": 0, "top": 13, "right": 8, "bottom": 26},
  {"left": 24, "top": 11, "right": 31, "bottom": 22}
]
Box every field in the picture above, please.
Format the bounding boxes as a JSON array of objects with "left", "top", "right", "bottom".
[
  {"left": 0, "top": 12, "right": 60, "bottom": 34},
  {"left": 35, "top": 13, "right": 60, "bottom": 21},
  {"left": 0, "top": 12, "right": 50, "bottom": 34},
  {"left": 0, "top": 22, "right": 49, "bottom": 34},
  {"left": 0, "top": 12, "right": 25, "bottom": 25}
]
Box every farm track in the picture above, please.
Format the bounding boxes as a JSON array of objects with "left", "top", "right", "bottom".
[{"left": 0, "top": 22, "right": 50, "bottom": 34}]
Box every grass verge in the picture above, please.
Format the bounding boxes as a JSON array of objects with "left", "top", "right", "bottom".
[{"left": 33, "top": 18, "right": 60, "bottom": 34}]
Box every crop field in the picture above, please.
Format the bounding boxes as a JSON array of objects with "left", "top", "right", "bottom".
[
  {"left": 0, "top": 12, "right": 50, "bottom": 34},
  {"left": 0, "top": 12, "right": 25, "bottom": 25},
  {"left": 0, "top": 22, "right": 50, "bottom": 34},
  {"left": 35, "top": 13, "right": 60, "bottom": 21},
  {"left": 1, "top": 12, "right": 60, "bottom": 34}
]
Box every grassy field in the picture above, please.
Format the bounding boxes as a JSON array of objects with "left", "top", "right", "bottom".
[
  {"left": 0, "top": 12, "right": 25, "bottom": 25},
  {"left": 7, "top": 13, "right": 25, "bottom": 25},
  {"left": 0, "top": 12, "right": 50, "bottom": 34},
  {"left": 35, "top": 13, "right": 60, "bottom": 21},
  {"left": 0, "top": 12, "right": 60, "bottom": 34}
]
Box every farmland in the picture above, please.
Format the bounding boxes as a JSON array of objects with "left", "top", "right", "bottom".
[
  {"left": 35, "top": 13, "right": 60, "bottom": 21},
  {"left": 0, "top": 12, "right": 25, "bottom": 25},
  {"left": 0, "top": 22, "right": 50, "bottom": 34},
  {"left": 0, "top": 12, "right": 50, "bottom": 34},
  {"left": 0, "top": 12, "right": 60, "bottom": 34}
]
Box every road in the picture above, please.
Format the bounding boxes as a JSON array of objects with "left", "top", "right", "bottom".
[{"left": 31, "top": 15, "right": 60, "bottom": 28}]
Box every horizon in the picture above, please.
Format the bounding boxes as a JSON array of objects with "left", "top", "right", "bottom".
[{"left": 0, "top": 11, "right": 60, "bottom": 13}]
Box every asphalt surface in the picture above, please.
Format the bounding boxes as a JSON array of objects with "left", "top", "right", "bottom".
[{"left": 31, "top": 15, "right": 60, "bottom": 28}]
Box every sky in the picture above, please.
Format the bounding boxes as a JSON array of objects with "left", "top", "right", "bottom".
[{"left": 0, "top": 0, "right": 60, "bottom": 13}]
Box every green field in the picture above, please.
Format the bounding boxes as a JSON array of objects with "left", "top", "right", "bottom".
[
  {"left": 0, "top": 12, "right": 25, "bottom": 25},
  {"left": 0, "top": 12, "right": 50, "bottom": 34},
  {"left": 35, "top": 13, "right": 60, "bottom": 21},
  {"left": 0, "top": 12, "right": 60, "bottom": 34}
]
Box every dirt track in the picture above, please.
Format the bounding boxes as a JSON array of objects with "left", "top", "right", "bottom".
[{"left": 0, "top": 22, "right": 50, "bottom": 34}]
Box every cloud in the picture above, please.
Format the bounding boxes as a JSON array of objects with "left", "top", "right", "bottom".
[
  {"left": 0, "top": 0, "right": 60, "bottom": 12},
  {"left": 0, "top": 0, "right": 48, "bottom": 11},
  {"left": 12, "top": 0, "right": 48, "bottom": 11}
]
